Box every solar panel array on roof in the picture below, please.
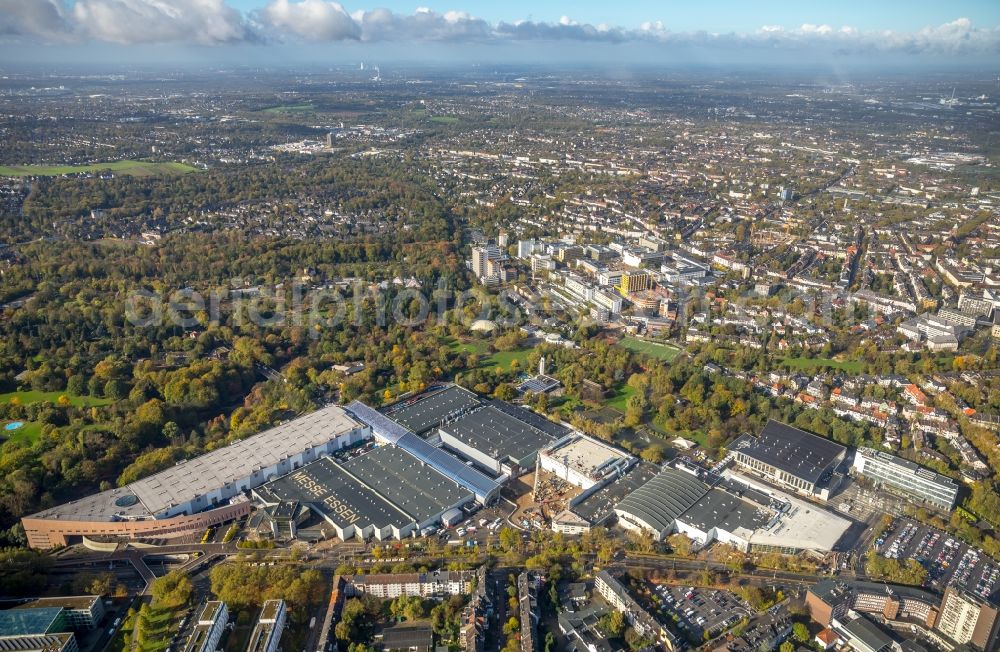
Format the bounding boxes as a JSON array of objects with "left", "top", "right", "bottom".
[
  {"left": 738, "top": 420, "right": 846, "bottom": 485},
  {"left": 517, "top": 375, "right": 561, "bottom": 395},
  {"left": 396, "top": 433, "right": 501, "bottom": 502},
  {"left": 0, "top": 634, "right": 73, "bottom": 652},
  {"left": 345, "top": 401, "right": 412, "bottom": 444}
]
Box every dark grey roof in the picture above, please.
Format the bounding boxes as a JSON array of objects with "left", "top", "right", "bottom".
[
  {"left": 344, "top": 445, "right": 470, "bottom": 522},
  {"left": 839, "top": 616, "right": 894, "bottom": 652},
  {"left": 383, "top": 385, "right": 482, "bottom": 434},
  {"left": 487, "top": 400, "right": 571, "bottom": 439},
  {"left": 679, "top": 488, "right": 769, "bottom": 534},
  {"left": 616, "top": 468, "right": 709, "bottom": 533},
  {"left": 378, "top": 625, "right": 432, "bottom": 650},
  {"left": 256, "top": 445, "right": 471, "bottom": 530},
  {"left": 0, "top": 634, "right": 74, "bottom": 652},
  {"left": 734, "top": 420, "right": 846, "bottom": 485},
  {"left": 572, "top": 462, "right": 659, "bottom": 524},
  {"left": 811, "top": 579, "right": 939, "bottom": 609},
  {"left": 440, "top": 405, "right": 555, "bottom": 466}
]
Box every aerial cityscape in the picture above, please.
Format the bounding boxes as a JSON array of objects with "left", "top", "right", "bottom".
[{"left": 0, "top": 2, "right": 999, "bottom": 652}]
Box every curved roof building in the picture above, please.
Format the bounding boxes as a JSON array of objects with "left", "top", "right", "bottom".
[{"left": 614, "top": 468, "right": 709, "bottom": 540}]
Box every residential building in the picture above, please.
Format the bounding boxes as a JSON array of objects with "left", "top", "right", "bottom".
[
  {"left": 184, "top": 602, "right": 228, "bottom": 652},
  {"left": 518, "top": 573, "right": 538, "bottom": 652},
  {"left": 958, "top": 294, "right": 994, "bottom": 319},
  {"left": 517, "top": 239, "right": 539, "bottom": 259},
  {"left": 937, "top": 587, "right": 1000, "bottom": 651},
  {"left": 595, "top": 571, "right": 680, "bottom": 651},
  {"left": 344, "top": 571, "right": 476, "bottom": 599},
  {"left": 246, "top": 600, "right": 285, "bottom": 652},
  {"left": 471, "top": 244, "right": 504, "bottom": 283}
]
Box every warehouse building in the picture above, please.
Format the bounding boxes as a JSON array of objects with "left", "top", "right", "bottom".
[
  {"left": 345, "top": 400, "right": 503, "bottom": 504},
  {"left": 253, "top": 444, "right": 473, "bottom": 541},
  {"left": 729, "top": 420, "right": 847, "bottom": 500},
  {"left": 438, "top": 405, "right": 556, "bottom": 475},
  {"left": 715, "top": 471, "right": 852, "bottom": 554},
  {"left": 22, "top": 405, "right": 369, "bottom": 549},
  {"left": 851, "top": 448, "right": 959, "bottom": 511},
  {"left": 614, "top": 468, "right": 708, "bottom": 540},
  {"left": 486, "top": 400, "right": 571, "bottom": 440},
  {"left": 553, "top": 462, "right": 660, "bottom": 534},
  {"left": 539, "top": 434, "right": 635, "bottom": 490},
  {"left": 613, "top": 466, "right": 850, "bottom": 554},
  {"left": 394, "top": 433, "right": 502, "bottom": 504},
  {"left": 381, "top": 385, "right": 483, "bottom": 435}
]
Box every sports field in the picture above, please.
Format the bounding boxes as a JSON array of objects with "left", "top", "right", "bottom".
[
  {"left": 0, "top": 160, "right": 198, "bottom": 177},
  {"left": 617, "top": 336, "right": 681, "bottom": 362}
]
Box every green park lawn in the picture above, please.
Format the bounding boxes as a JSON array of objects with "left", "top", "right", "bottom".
[
  {"left": 1, "top": 422, "right": 42, "bottom": 446},
  {"left": 606, "top": 384, "right": 635, "bottom": 412},
  {"left": 617, "top": 336, "right": 681, "bottom": 362},
  {"left": 445, "top": 337, "right": 489, "bottom": 355},
  {"left": 0, "top": 160, "right": 198, "bottom": 177},
  {"left": 429, "top": 115, "right": 460, "bottom": 124},
  {"left": 483, "top": 348, "right": 533, "bottom": 372},
  {"left": 779, "top": 356, "right": 864, "bottom": 374},
  {"left": 0, "top": 390, "right": 112, "bottom": 407},
  {"left": 445, "top": 338, "right": 533, "bottom": 372}
]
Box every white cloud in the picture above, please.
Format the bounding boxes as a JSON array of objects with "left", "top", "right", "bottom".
[
  {"left": 1, "top": 1, "right": 998, "bottom": 57},
  {"left": 262, "top": 0, "right": 359, "bottom": 41},
  {"left": 72, "top": 0, "right": 253, "bottom": 45},
  {"left": 353, "top": 7, "right": 491, "bottom": 42},
  {"left": 0, "top": 0, "right": 70, "bottom": 42}
]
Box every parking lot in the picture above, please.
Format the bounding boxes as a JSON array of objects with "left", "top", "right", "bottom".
[
  {"left": 875, "top": 518, "right": 999, "bottom": 600},
  {"left": 649, "top": 584, "right": 751, "bottom": 640}
]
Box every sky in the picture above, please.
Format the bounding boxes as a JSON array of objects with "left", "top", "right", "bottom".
[
  {"left": 224, "top": 0, "right": 1000, "bottom": 34},
  {"left": 1, "top": 0, "right": 999, "bottom": 69}
]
